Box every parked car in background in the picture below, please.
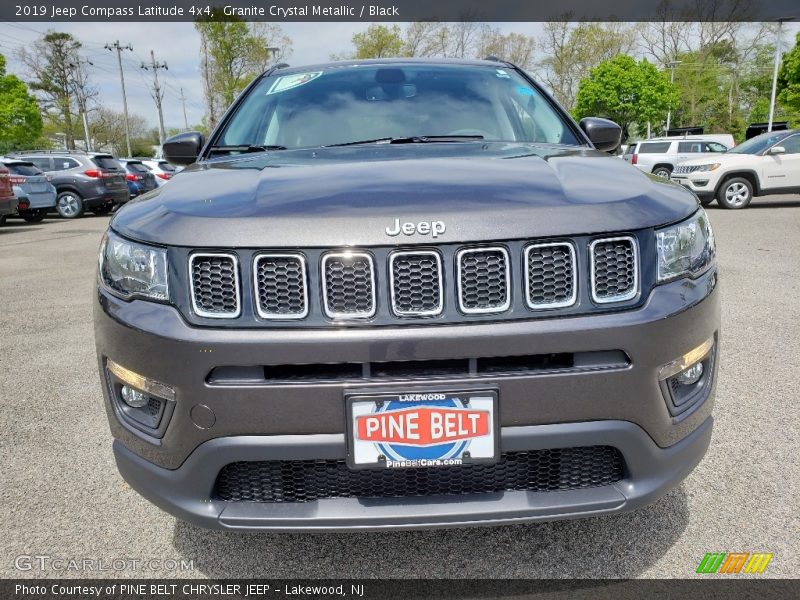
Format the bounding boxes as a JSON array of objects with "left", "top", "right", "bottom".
[
  {"left": 138, "top": 159, "right": 178, "bottom": 186},
  {"left": 8, "top": 151, "right": 130, "bottom": 218},
  {"left": 0, "top": 158, "right": 57, "bottom": 223},
  {"left": 672, "top": 129, "right": 800, "bottom": 208},
  {"left": 119, "top": 159, "right": 158, "bottom": 197},
  {"left": 623, "top": 137, "right": 730, "bottom": 178},
  {"left": 0, "top": 166, "right": 20, "bottom": 226}
]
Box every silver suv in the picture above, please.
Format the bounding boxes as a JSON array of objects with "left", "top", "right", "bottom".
[
  {"left": 9, "top": 151, "right": 129, "bottom": 218},
  {"left": 622, "top": 138, "right": 729, "bottom": 178}
]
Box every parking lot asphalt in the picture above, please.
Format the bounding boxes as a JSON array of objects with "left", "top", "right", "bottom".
[{"left": 1, "top": 196, "right": 798, "bottom": 580}]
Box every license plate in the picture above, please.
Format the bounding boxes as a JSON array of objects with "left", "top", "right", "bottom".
[{"left": 346, "top": 389, "right": 498, "bottom": 469}]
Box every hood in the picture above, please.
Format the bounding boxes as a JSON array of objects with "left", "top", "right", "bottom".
[
  {"left": 678, "top": 152, "right": 752, "bottom": 167},
  {"left": 112, "top": 143, "right": 698, "bottom": 247}
]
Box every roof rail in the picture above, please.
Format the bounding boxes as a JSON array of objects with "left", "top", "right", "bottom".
[
  {"left": 273, "top": 62, "right": 290, "bottom": 69},
  {"left": 483, "top": 55, "right": 502, "bottom": 62},
  {"left": 11, "top": 149, "right": 90, "bottom": 155}
]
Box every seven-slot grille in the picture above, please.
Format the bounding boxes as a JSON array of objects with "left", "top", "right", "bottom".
[
  {"left": 321, "top": 252, "right": 376, "bottom": 319},
  {"left": 590, "top": 236, "right": 638, "bottom": 303},
  {"left": 389, "top": 251, "right": 443, "bottom": 316},
  {"left": 524, "top": 242, "right": 576, "bottom": 309},
  {"left": 189, "top": 253, "right": 240, "bottom": 318},
  {"left": 457, "top": 247, "right": 510, "bottom": 314},
  {"left": 253, "top": 253, "right": 308, "bottom": 319},
  {"left": 187, "top": 236, "right": 641, "bottom": 321}
]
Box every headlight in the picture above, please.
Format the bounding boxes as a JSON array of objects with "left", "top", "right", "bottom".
[
  {"left": 99, "top": 231, "right": 168, "bottom": 301},
  {"left": 656, "top": 209, "right": 715, "bottom": 283},
  {"left": 692, "top": 163, "right": 721, "bottom": 172}
]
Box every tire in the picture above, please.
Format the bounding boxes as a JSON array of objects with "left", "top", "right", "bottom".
[
  {"left": 56, "top": 191, "right": 84, "bottom": 219},
  {"left": 92, "top": 204, "right": 114, "bottom": 216},
  {"left": 699, "top": 196, "right": 715, "bottom": 207},
  {"left": 717, "top": 177, "right": 753, "bottom": 209},
  {"left": 652, "top": 166, "right": 672, "bottom": 179},
  {"left": 0, "top": 216, "right": 6, "bottom": 226}
]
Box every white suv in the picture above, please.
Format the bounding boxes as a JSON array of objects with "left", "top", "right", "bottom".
[
  {"left": 622, "top": 137, "right": 729, "bottom": 178},
  {"left": 671, "top": 130, "right": 800, "bottom": 209}
]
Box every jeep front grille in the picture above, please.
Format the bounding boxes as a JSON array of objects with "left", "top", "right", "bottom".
[
  {"left": 525, "top": 242, "right": 576, "bottom": 309},
  {"left": 213, "top": 446, "right": 625, "bottom": 503},
  {"left": 253, "top": 253, "right": 308, "bottom": 319},
  {"left": 185, "top": 234, "right": 644, "bottom": 325},
  {"left": 189, "top": 253, "right": 240, "bottom": 318},
  {"left": 321, "top": 252, "right": 376, "bottom": 319},
  {"left": 590, "top": 236, "right": 638, "bottom": 303},
  {"left": 457, "top": 247, "right": 510, "bottom": 314},
  {"left": 389, "top": 250, "right": 443, "bottom": 316}
]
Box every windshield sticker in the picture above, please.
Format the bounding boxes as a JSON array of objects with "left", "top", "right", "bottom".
[
  {"left": 267, "top": 72, "right": 323, "bottom": 95},
  {"left": 495, "top": 69, "right": 510, "bottom": 78},
  {"left": 516, "top": 86, "right": 535, "bottom": 96}
]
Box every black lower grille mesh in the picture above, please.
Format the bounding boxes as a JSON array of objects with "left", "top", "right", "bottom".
[{"left": 214, "top": 446, "right": 624, "bottom": 503}]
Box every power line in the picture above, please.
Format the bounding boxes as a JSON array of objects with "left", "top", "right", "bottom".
[
  {"left": 104, "top": 40, "right": 134, "bottom": 157},
  {"left": 140, "top": 49, "right": 168, "bottom": 144}
]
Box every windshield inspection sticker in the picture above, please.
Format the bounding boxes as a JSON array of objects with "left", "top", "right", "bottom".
[
  {"left": 495, "top": 69, "right": 510, "bottom": 78},
  {"left": 267, "top": 72, "right": 322, "bottom": 95},
  {"left": 516, "top": 86, "right": 535, "bottom": 96}
]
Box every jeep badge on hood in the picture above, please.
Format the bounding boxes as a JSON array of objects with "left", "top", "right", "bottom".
[{"left": 385, "top": 218, "right": 446, "bottom": 238}]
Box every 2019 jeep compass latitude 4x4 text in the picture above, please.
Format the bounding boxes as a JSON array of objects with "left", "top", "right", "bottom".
[{"left": 95, "top": 59, "right": 720, "bottom": 531}]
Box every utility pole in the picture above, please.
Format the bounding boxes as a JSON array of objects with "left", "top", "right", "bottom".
[
  {"left": 141, "top": 50, "right": 168, "bottom": 145},
  {"left": 665, "top": 60, "right": 682, "bottom": 132},
  {"left": 105, "top": 40, "right": 134, "bottom": 157},
  {"left": 178, "top": 87, "right": 189, "bottom": 130},
  {"left": 67, "top": 57, "right": 94, "bottom": 151},
  {"left": 768, "top": 17, "right": 795, "bottom": 133}
]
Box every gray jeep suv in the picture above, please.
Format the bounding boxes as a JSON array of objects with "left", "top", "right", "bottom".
[
  {"left": 10, "top": 151, "right": 129, "bottom": 218},
  {"left": 94, "top": 59, "right": 720, "bottom": 531}
]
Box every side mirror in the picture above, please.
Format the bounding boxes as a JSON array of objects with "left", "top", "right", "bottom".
[
  {"left": 579, "top": 117, "right": 622, "bottom": 153},
  {"left": 163, "top": 131, "right": 205, "bottom": 166},
  {"left": 766, "top": 146, "right": 785, "bottom": 156}
]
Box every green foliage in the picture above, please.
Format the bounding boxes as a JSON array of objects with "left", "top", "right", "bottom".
[
  {"left": 0, "top": 54, "right": 43, "bottom": 153},
  {"left": 778, "top": 33, "right": 800, "bottom": 116},
  {"left": 573, "top": 55, "right": 678, "bottom": 139},
  {"left": 351, "top": 24, "right": 405, "bottom": 59}
]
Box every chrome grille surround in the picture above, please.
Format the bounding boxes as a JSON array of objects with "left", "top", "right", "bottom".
[
  {"left": 524, "top": 242, "right": 577, "bottom": 310},
  {"left": 189, "top": 252, "right": 241, "bottom": 319},
  {"left": 456, "top": 246, "right": 511, "bottom": 314},
  {"left": 252, "top": 253, "right": 308, "bottom": 320},
  {"left": 389, "top": 250, "right": 444, "bottom": 317},
  {"left": 589, "top": 236, "right": 639, "bottom": 304},
  {"left": 321, "top": 251, "right": 377, "bottom": 320}
]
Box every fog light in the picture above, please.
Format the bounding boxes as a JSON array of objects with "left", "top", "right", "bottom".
[
  {"left": 106, "top": 358, "right": 175, "bottom": 401},
  {"left": 675, "top": 362, "right": 704, "bottom": 386},
  {"left": 659, "top": 337, "right": 714, "bottom": 381},
  {"left": 120, "top": 385, "right": 149, "bottom": 408}
]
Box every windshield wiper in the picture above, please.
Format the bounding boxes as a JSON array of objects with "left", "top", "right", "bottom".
[
  {"left": 324, "top": 135, "right": 483, "bottom": 148},
  {"left": 209, "top": 144, "right": 287, "bottom": 154}
]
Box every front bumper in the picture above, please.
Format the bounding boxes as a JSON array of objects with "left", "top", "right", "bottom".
[
  {"left": 96, "top": 269, "right": 720, "bottom": 530},
  {"left": 670, "top": 174, "right": 719, "bottom": 198}
]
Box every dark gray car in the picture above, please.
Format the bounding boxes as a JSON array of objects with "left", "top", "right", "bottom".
[
  {"left": 10, "top": 151, "right": 129, "bottom": 218},
  {"left": 95, "top": 59, "right": 720, "bottom": 531}
]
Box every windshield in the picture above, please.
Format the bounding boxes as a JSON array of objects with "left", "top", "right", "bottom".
[
  {"left": 214, "top": 64, "right": 582, "bottom": 151},
  {"left": 729, "top": 132, "right": 788, "bottom": 155}
]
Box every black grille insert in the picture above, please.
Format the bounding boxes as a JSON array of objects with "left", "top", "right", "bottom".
[
  {"left": 190, "top": 253, "right": 239, "bottom": 317},
  {"left": 591, "top": 237, "right": 638, "bottom": 303},
  {"left": 390, "top": 251, "right": 443, "bottom": 316},
  {"left": 214, "top": 446, "right": 625, "bottom": 503},
  {"left": 322, "top": 252, "right": 376, "bottom": 319},
  {"left": 254, "top": 254, "right": 307, "bottom": 319},
  {"left": 525, "top": 243, "right": 576, "bottom": 308},
  {"left": 457, "top": 247, "right": 510, "bottom": 313}
]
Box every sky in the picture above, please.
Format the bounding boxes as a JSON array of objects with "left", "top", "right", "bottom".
[{"left": 1, "top": 21, "right": 798, "bottom": 131}]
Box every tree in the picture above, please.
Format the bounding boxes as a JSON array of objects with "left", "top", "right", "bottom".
[
  {"left": 350, "top": 24, "right": 405, "bottom": 59},
  {"left": 477, "top": 29, "right": 535, "bottom": 69},
  {"left": 16, "top": 32, "right": 81, "bottom": 149},
  {"left": 536, "top": 19, "right": 637, "bottom": 110},
  {"left": 195, "top": 13, "right": 292, "bottom": 127},
  {"left": 89, "top": 107, "right": 150, "bottom": 156},
  {"left": 0, "top": 54, "right": 43, "bottom": 153},
  {"left": 778, "top": 33, "right": 800, "bottom": 118},
  {"left": 573, "top": 55, "right": 678, "bottom": 140}
]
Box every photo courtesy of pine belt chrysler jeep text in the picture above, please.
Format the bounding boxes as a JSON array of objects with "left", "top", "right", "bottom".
[{"left": 94, "top": 59, "right": 720, "bottom": 531}]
